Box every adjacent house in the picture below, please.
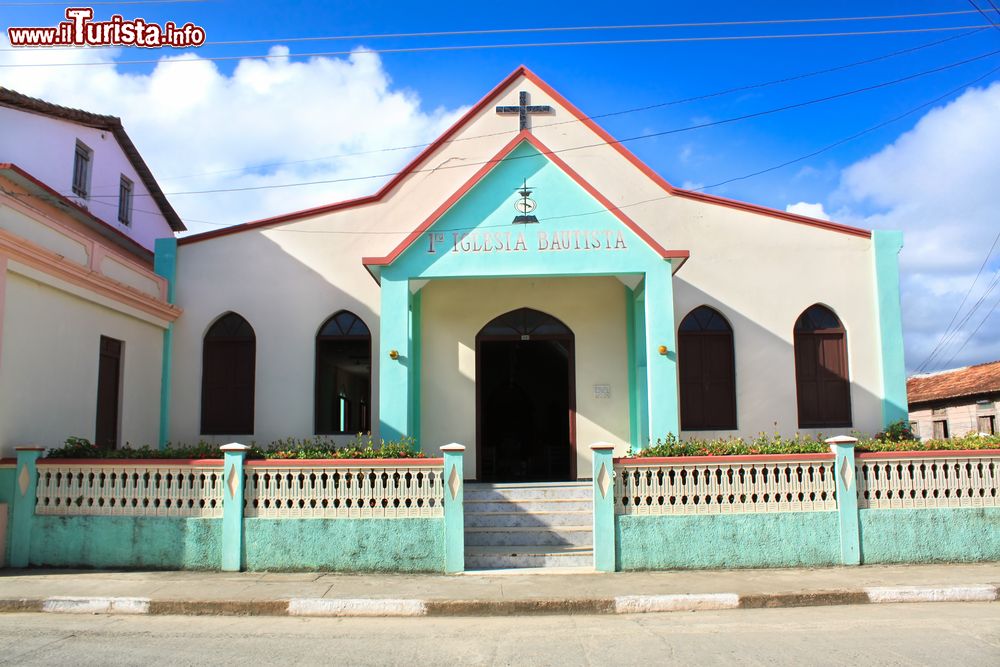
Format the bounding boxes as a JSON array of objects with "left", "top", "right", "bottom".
[
  {"left": 0, "top": 88, "right": 183, "bottom": 452},
  {"left": 907, "top": 360, "right": 1000, "bottom": 440}
]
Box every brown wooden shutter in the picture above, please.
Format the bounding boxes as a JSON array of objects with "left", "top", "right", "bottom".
[
  {"left": 95, "top": 336, "right": 123, "bottom": 448},
  {"left": 201, "top": 314, "right": 255, "bottom": 435}
]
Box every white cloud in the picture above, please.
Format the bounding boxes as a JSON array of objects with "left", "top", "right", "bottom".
[
  {"left": 0, "top": 40, "right": 466, "bottom": 233},
  {"left": 785, "top": 202, "right": 830, "bottom": 221},
  {"left": 799, "top": 82, "right": 1000, "bottom": 372}
]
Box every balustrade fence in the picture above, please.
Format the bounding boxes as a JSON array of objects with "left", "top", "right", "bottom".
[
  {"left": 33, "top": 459, "right": 445, "bottom": 519},
  {"left": 613, "top": 451, "right": 999, "bottom": 516}
]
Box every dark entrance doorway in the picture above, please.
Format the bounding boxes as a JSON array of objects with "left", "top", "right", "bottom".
[{"left": 476, "top": 308, "right": 575, "bottom": 482}]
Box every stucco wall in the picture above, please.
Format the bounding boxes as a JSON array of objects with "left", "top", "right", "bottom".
[
  {"left": 29, "top": 516, "right": 221, "bottom": 569},
  {"left": 615, "top": 512, "right": 840, "bottom": 570},
  {"left": 859, "top": 508, "right": 1000, "bottom": 564},
  {"left": 421, "top": 277, "right": 630, "bottom": 476},
  {"left": 0, "top": 272, "right": 164, "bottom": 455},
  {"left": 243, "top": 518, "right": 445, "bottom": 572},
  {"left": 0, "top": 106, "right": 174, "bottom": 251}
]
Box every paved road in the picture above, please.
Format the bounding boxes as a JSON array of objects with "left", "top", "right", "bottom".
[{"left": 0, "top": 602, "right": 997, "bottom": 666}]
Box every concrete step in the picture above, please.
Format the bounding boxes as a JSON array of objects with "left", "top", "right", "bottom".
[
  {"left": 464, "top": 482, "right": 592, "bottom": 502},
  {"left": 464, "top": 510, "right": 593, "bottom": 528},
  {"left": 464, "top": 498, "right": 593, "bottom": 513},
  {"left": 464, "top": 526, "right": 594, "bottom": 547},
  {"left": 464, "top": 545, "right": 594, "bottom": 570}
]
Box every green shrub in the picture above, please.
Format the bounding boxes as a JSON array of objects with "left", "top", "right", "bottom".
[{"left": 44, "top": 433, "right": 424, "bottom": 460}]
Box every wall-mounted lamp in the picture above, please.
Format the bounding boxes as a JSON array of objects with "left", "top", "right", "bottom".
[
  {"left": 657, "top": 345, "right": 668, "bottom": 355},
  {"left": 388, "top": 349, "right": 399, "bottom": 360}
]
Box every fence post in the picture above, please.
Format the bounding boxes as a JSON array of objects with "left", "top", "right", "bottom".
[
  {"left": 220, "top": 443, "right": 249, "bottom": 572},
  {"left": 591, "top": 443, "right": 616, "bottom": 572},
  {"left": 440, "top": 443, "right": 465, "bottom": 574},
  {"left": 9, "top": 446, "right": 44, "bottom": 568},
  {"left": 827, "top": 435, "right": 861, "bottom": 566}
]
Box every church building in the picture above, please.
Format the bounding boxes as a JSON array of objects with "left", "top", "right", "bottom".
[
  {"left": 164, "top": 66, "right": 907, "bottom": 481},
  {"left": 0, "top": 67, "right": 908, "bottom": 483}
]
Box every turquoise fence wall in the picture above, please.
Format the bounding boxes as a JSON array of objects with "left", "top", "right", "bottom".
[
  {"left": 0, "top": 466, "right": 13, "bottom": 564},
  {"left": 859, "top": 508, "right": 1000, "bottom": 564},
  {"left": 243, "top": 518, "right": 445, "bottom": 572},
  {"left": 29, "top": 516, "right": 221, "bottom": 569},
  {"left": 616, "top": 512, "right": 840, "bottom": 570}
]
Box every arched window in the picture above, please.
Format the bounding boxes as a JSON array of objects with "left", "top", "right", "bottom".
[
  {"left": 794, "top": 304, "right": 851, "bottom": 428},
  {"left": 201, "top": 312, "right": 255, "bottom": 435},
  {"left": 678, "top": 306, "right": 737, "bottom": 430},
  {"left": 315, "top": 310, "right": 371, "bottom": 435}
]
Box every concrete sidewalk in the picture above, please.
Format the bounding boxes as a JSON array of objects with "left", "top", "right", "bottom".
[{"left": 1, "top": 563, "right": 997, "bottom": 617}]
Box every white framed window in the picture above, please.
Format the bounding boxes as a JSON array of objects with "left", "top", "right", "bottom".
[
  {"left": 72, "top": 140, "right": 93, "bottom": 198},
  {"left": 118, "top": 175, "right": 133, "bottom": 226}
]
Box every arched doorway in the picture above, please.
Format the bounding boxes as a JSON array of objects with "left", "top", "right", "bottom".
[{"left": 476, "top": 308, "right": 576, "bottom": 482}]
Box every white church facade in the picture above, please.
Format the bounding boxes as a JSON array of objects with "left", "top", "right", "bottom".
[{"left": 0, "top": 67, "right": 908, "bottom": 482}]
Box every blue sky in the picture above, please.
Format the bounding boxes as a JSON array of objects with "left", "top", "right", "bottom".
[{"left": 2, "top": 0, "right": 999, "bottom": 372}]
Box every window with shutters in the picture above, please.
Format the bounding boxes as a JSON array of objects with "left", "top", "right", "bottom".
[
  {"left": 72, "top": 140, "right": 93, "bottom": 198},
  {"left": 679, "top": 306, "right": 737, "bottom": 430},
  {"left": 794, "top": 304, "right": 852, "bottom": 428},
  {"left": 201, "top": 312, "right": 256, "bottom": 435}
]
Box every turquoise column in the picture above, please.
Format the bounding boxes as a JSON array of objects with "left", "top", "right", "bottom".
[
  {"left": 827, "top": 436, "right": 861, "bottom": 566},
  {"left": 632, "top": 285, "right": 649, "bottom": 452},
  {"left": 9, "top": 447, "right": 44, "bottom": 567},
  {"left": 591, "top": 443, "right": 616, "bottom": 572},
  {"left": 624, "top": 286, "right": 638, "bottom": 453},
  {"left": 410, "top": 288, "right": 422, "bottom": 452},
  {"left": 441, "top": 443, "right": 465, "bottom": 574},
  {"left": 643, "top": 266, "right": 679, "bottom": 441},
  {"left": 220, "top": 443, "right": 248, "bottom": 572},
  {"left": 872, "top": 230, "right": 908, "bottom": 427},
  {"left": 378, "top": 276, "right": 411, "bottom": 443},
  {"left": 154, "top": 237, "right": 178, "bottom": 450}
]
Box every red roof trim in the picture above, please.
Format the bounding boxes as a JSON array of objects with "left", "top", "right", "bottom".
[
  {"left": 1, "top": 163, "right": 154, "bottom": 263},
  {"left": 179, "top": 65, "right": 871, "bottom": 246},
  {"left": 362, "top": 130, "right": 689, "bottom": 268},
  {"left": 179, "top": 67, "right": 533, "bottom": 246}
]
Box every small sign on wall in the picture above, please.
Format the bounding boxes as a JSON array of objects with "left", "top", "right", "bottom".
[{"left": 593, "top": 384, "right": 611, "bottom": 399}]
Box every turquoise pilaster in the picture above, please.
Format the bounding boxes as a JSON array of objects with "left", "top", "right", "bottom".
[
  {"left": 378, "top": 276, "right": 411, "bottom": 443},
  {"left": 828, "top": 436, "right": 861, "bottom": 565},
  {"left": 624, "top": 286, "right": 638, "bottom": 453},
  {"left": 441, "top": 443, "right": 465, "bottom": 574},
  {"left": 220, "top": 443, "right": 248, "bottom": 572},
  {"left": 154, "top": 237, "right": 178, "bottom": 450},
  {"left": 591, "top": 443, "right": 616, "bottom": 572},
  {"left": 644, "top": 267, "right": 679, "bottom": 441},
  {"left": 872, "top": 230, "right": 908, "bottom": 427},
  {"left": 9, "top": 447, "right": 44, "bottom": 567}
]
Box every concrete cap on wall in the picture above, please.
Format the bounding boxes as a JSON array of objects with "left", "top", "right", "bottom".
[
  {"left": 825, "top": 435, "right": 859, "bottom": 448},
  {"left": 219, "top": 443, "right": 251, "bottom": 452},
  {"left": 14, "top": 446, "right": 46, "bottom": 451},
  {"left": 440, "top": 443, "right": 466, "bottom": 452},
  {"left": 590, "top": 442, "right": 616, "bottom": 451}
]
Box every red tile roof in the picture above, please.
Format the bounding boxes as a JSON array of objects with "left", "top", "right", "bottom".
[{"left": 907, "top": 360, "right": 1000, "bottom": 405}]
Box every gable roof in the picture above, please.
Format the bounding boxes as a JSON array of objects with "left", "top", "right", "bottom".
[
  {"left": 907, "top": 360, "right": 1000, "bottom": 405},
  {"left": 361, "top": 130, "right": 689, "bottom": 281},
  {"left": 179, "top": 65, "right": 870, "bottom": 246},
  {"left": 0, "top": 87, "right": 186, "bottom": 232}
]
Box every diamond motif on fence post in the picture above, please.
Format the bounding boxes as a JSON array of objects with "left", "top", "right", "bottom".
[
  {"left": 840, "top": 456, "right": 854, "bottom": 491},
  {"left": 448, "top": 464, "right": 460, "bottom": 501},
  {"left": 597, "top": 462, "right": 610, "bottom": 498},
  {"left": 17, "top": 464, "right": 29, "bottom": 496},
  {"left": 227, "top": 464, "right": 238, "bottom": 500}
]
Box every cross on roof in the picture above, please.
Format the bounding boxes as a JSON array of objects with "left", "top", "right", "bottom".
[{"left": 495, "top": 91, "right": 553, "bottom": 131}]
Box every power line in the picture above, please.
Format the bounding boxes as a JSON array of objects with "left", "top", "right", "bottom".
[
  {"left": 2, "top": 10, "right": 984, "bottom": 52},
  {"left": 0, "top": 0, "right": 204, "bottom": 5},
  {"left": 924, "top": 268, "right": 1000, "bottom": 370},
  {"left": 120, "top": 27, "right": 982, "bottom": 186},
  {"left": 967, "top": 0, "right": 1000, "bottom": 30},
  {"left": 916, "top": 228, "right": 1000, "bottom": 371},
  {"left": 75, "top": 47, "right": 1000, "bottom": 199},
  {"left": 0, "top": 25, "right": 989, "bottom": 68},
  {"left": 942, "top": 276, "right": 1000, "bottom": 367}
]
